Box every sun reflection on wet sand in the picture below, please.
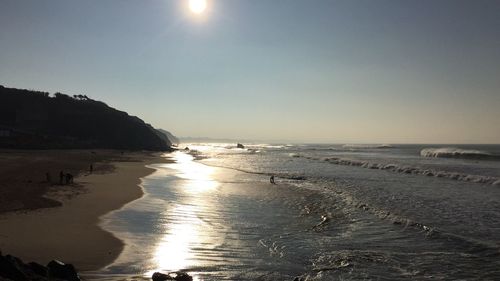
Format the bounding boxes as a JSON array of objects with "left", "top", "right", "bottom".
[
  {"left": 98, "top": 149, "right": 310, "bottom": 280},
  {"left": 150, "top": 205, "right": 199, "bottom": 275},
  {"left": 147, "top": 152, "right": 219, "bottom": 279}
]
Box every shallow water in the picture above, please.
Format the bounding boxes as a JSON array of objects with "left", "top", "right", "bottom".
[{"left": 92, "top": 144, "right": 500, "bottom": 280}]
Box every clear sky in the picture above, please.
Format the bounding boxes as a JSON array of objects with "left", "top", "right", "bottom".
[{"left": 1, "top": 0, "right": 499, "bottom": 143}]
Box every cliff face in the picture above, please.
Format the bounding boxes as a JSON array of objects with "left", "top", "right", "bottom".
[{"left": 0, "top": 86, "right": 172, "bottom": 151}]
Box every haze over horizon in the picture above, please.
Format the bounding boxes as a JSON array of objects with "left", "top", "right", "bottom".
[{"left": 1, "top": 0, "right": 499, "bottom": 144}]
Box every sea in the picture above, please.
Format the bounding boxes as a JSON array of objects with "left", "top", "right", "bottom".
[{"left": 94, "top": 143, "right": 500, "bottom": 280}]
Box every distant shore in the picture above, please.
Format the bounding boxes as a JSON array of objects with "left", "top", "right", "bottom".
[{"left": 0, "top": 150, "right": 172, "bottom": 271}]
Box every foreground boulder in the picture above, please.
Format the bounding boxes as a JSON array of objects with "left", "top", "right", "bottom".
[
  {"left": 0, "top": 252, "right": 80, "bottom": 281},
  {"left": 47, "top": 260, "right": 80, "bottom": 281},
  {"left": 0, "top": 254, "right": 29, "bottom": 281},
  {"left": 27, "top": 262, "right": 48, "bottom": 277},
  {"left": 152, "top": 271, "right": 193, "bottom": 281}
]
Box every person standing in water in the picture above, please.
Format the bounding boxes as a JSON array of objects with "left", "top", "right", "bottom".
[{"left": 270, "top": 175, "right": 276, "bottom": 184}]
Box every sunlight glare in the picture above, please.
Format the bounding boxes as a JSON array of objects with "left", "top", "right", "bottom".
[
  {"left": 173, "top": 152, "right": 218, "bottom": 193},
  {"left": 153, "top": 205, "right": 198, "bottom": 271},
  {"left": 189, "top": 0, "right": 207, "bottom": 14}
]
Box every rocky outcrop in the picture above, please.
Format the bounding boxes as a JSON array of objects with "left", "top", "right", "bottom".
[
  {"left": 0, "top": 252, "right": 80, "bottom": 281},
  {"left": 236, "top": 143, "right": 245, "bottom": 149}
]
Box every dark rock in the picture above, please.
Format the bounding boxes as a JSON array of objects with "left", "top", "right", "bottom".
[
  {"left": 0, "top": 253, "right": 84, "bottom": 281},
  {"left": 47, "top": 260, "right": 80, "bottom": 281},
  {"left": 0, "top": 254, "right": 29, "bottom": 281},
  {"left": 28, "top": 262, "right": 48, "bottom": 277},
  {"left": 152, "top": 272, "right": 174, "bottom": 281},
  {"left": 174, "top": 272, "right": 193, "bottom": 281},
  {"left": 152, "top": 272, "right": 193, "bottom": 281},
  {"left": 236, "top": 143, "right": 245, "bottom": 149}
]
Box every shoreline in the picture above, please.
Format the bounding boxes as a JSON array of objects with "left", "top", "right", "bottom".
[{"left": 0, "top": 151, "right": 172, "bottom": 271}]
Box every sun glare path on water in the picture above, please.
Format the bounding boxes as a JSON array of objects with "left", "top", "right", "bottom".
[{"left": 189, "top": 0, "right": 207, "bottom": 14}]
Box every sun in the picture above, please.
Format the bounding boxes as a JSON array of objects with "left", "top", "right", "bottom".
[{"left": 189, "top": 0, "right": 207, "bottom": 14}]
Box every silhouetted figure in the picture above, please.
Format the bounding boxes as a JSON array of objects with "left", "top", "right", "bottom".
[
  {"left": 90, "top": 164, "right": 93, "bottom": 174},
  {"left": 270, "top": 175, "right": 276, "bottom": 184},
  {"left": 46, "top": 172, "right": 51, "bottom": 183},
  {"left": 59, "top": 171, "right": 64, "bottom": 185},
  {"left": 65, "top": 173, "right": 74, "bottom": 185}
]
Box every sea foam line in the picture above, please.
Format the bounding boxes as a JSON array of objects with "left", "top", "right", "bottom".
[{"left": 291, "top": 154, "right": 500, "bottom": 186}]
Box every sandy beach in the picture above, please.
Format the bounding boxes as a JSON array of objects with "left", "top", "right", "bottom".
[{"left": 0, "top": 150, "right": 171, "bottom": 271}]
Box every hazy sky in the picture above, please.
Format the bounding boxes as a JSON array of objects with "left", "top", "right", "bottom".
[{"left": 1, "top": 0, "right": 499, "bottom": 143}]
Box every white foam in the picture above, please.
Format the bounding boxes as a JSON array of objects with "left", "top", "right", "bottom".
[
  {"left": 420, "top": 147, "right": 494, "bottom": 160},
  {"left": 320, "top": 156, "right": 499, "bottom": 186}
]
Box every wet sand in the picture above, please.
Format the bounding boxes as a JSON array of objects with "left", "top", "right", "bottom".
[
  {"left": 93, "top": 152, "right": 320, "bottom": 280},
  {"left": 0, "top": 151, "right": 172, "bottom": 271}
]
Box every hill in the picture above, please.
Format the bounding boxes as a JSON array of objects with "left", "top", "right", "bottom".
[
  {"left": 0, "top": 85, "right": 172, "bottom": 151},
  {"left": 157, "top": 129, "right": 180, "bottom": 145}
]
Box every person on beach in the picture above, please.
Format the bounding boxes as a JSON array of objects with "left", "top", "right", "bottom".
[
  {"left": 270, "top": 175, "right": 276, "bottom": 184},
  {"left": 65, "top": 173, "right": 74, "bottom": 184},
  {"left": 59, "top": 170, "right": 64, "bottom": 185},
  {"left": 45, "top": 172, "right": 51, "bottom": 183},
  {"left": 90, "top": 164, "right": 93, "bottom": 174}
]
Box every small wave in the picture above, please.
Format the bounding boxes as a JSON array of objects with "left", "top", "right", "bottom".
[
  {"left": 328, "top": 180, "right": 500, "bottom": 257},
  {"left": 421, "top": 147, "right": 498, "bottom": 160},
  {"left": 196, "top": 160, "right": 308, "bottom": 183},
  {"left": 243, "top": 144, "right": 286, "bottom": 149}
]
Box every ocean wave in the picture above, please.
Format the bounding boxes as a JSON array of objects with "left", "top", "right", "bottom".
[
  {"left": 243, "top": 144, "right": 286, "bottom": 149},
  {"left": 323, "top": 179, "right": 500, "bottom": 258},
  {"left": 325, "top": 157, "right": 498, "bottom": 185},
  {"left": 421, "top": 147, "right": 498, "bottom": 160},
  {"left": 343, "top": 144, "right": 394, "bottom": 149},
  {"left": 287, "top": 153, "right": 499, "bottom": 186}
]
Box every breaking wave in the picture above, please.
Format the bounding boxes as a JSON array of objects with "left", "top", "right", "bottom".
[
  {"left": 289, "top": 154, "right": 499, "bottom": 186},
  {"left": 421, "top": 148, "right": 499, "bottom": 160}
]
